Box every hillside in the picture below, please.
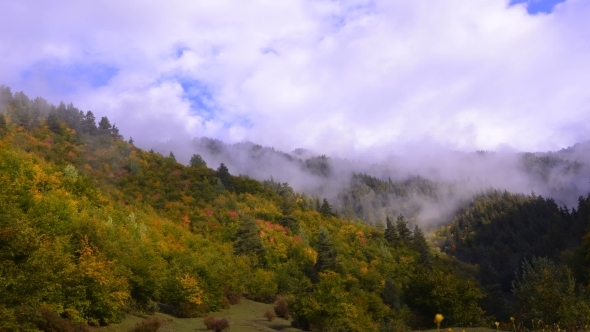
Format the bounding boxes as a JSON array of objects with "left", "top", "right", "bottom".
[
  {"left": 151, "top": 135, "right": 590, "bottom": 227},
  {"left": 1, "top": 87, "right": 590, "bottom": 331}
]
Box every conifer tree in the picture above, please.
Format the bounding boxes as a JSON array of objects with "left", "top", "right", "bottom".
[
  {"left": 233, "top": 216, "right": 265, "bottom": 264},
  {"left": 412, "top": 225, "right": 431, "bottom": 268},
  {"left": 189, "top": 154, "right": 207, "bottom": 167},
  {"left": 168, "top": 152, "right": 176, "bottom": 162},
  {"left": 111, "top": 123, "right": 122, "bottom": 139},
  {"left": 381, "top": 277, "right": 402, "bottom": 309},
  {"left": 315, "top": 227, "right": 338, "bottom": 273},
  {"left": 98, "top": 116, "right": 112, "bottom": 135},
  {"left": 384, "top": 216, "right": 400, "bottom": 247},
  {"left": 82, "top": 111, "right": 97, "bottom": 135},
  {"left": 396, "top": 215, "right": 412, "bottom": 246},
  {"left": 10, "top": 104, "right": 32, "bottom": 130},
  {"left": 46, "top": 112, "right": 61, "bottom": 133},
  {"left": 216, "top": 163, "right": 232, "bottom": 190},
  {"left": 319, "top": 198, "right": 333, "bottom": 217},
  {"left": 0, "top": 113, "right": 6, "bottom": 135}
]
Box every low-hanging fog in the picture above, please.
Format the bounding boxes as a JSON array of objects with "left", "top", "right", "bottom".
[
  {"left": 150, "top": 137, "right": 590, "bottom": 227},
  {"left": 2, "top": 0, "right": 590, "bottom": 227}
]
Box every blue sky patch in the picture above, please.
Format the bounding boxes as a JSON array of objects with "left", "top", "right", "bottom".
[
  {"left": 21, "top": 59, "right": 118, "bottom": 94},
  {"left": 509, "top": 0, "right": 566, "bottom": 14},
  {"left": 178, "top": 78, "right": 217, "bottom": 119}
]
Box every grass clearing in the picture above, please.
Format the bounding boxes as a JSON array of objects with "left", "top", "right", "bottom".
[
  {"left": 90, "top": 299, "right": 303, "bottom": 332},
  {"left": 89, "top": 300, "right": 499, "bottom": 332}
]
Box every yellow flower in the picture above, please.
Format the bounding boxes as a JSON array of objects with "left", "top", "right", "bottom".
[
  {"left": 434, "top": 313, "right": 444, "bottom": 324},
  {"left": 434, "top": 313, "right": 444, "bottom": 331},
  {"left": 495, "top": 321, "right": 500, "bottom": 327}
]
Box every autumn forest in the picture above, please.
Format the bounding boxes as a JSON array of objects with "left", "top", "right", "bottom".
[{"left": 1, "top": 86, "right": 590, "bottom": 331}]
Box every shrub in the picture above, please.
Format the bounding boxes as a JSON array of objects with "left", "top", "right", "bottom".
[
  {"left": 35, "top": 307, "right": 90, "bottom": 332},
  {"left": 203, "top": 316, "right": 217, "bottom": 330},
  {"left": 264, "top": 310, "right": 276, "bottom": 321},
  {"left": 223, "top": 285, "right": 241, "bottom": 305},
  {"left": 274, "top": 299, "right": 290, "bottom": 319},
  {"left": 129, "top": 317, "right": 161, "bottom": 332},
  {"left": 175, "top": 302, "right": 198, "bottom": 318},
  {"left": 203, "top": 316, "right": 229, "bottom": 332}
]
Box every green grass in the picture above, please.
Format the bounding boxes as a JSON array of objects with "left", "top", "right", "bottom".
[
  {"left": 90, "top": 299, "right": 303, "bottom": 332},
  {"left": 418, "top": 329, "right": 496, "bottom": 332},
  {"left": 90, "top": 301, "right": 500, "bottom": 332}
]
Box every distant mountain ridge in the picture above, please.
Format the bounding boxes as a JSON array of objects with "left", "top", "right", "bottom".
[{"left": 151, "top": 136, "right": 590, "bottom": 227}]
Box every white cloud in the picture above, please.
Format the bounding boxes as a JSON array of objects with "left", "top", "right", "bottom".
[{"left": 1, "top": 0, "right": 589, "bottom": 154}]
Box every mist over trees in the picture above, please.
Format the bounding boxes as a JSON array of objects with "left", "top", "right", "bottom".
[
  {"left": 1, "top": 87, "right": 590, "bottom": 331},
  {"left": 147, "top": 135, "right": 590, "bottom": 232}
]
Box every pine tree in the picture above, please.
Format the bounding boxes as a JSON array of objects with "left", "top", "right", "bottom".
[
  {"left": 128, "top": 137, "right": 134, "bottom": 145},
  {"left": 168, "top": 152, "right": 176, "bottom": 162},
  {"left": 10, "top": 104, "right": 32, "bottom": 130},
  {"left": 46, "top": 112, "right": 61, "bottom": 133},
  {"left": 0, "top": 113, "right": 6, "bottom": 135},
  {"left": 216, "top": 163, "right": 232, "bottom": 190},
  {"left": 233, "top": 216, "right": 265, "bottom": 264},
  {"left": 384, "top": 216, "right": 400, "bottom": 247},
  {"left": 98, "top": 116, "right": 112, "bottom": 135},
  {"left": 315, "top": 227, "right": 338, "bottom": 273},
  {"left": 396, "top": 215, "right": 412, "bottom": 246},
  {"left": 189, "top": 154, "right": 207, "bottom": 167},
  {"left": 381, "top": 277, "right": 402, "bottom": 309},
  {"left": 82, "top": 111, "right": 97, "bottom": 135},
  {"left": 412, "top": 225, "right": 431, "bottom": 268},
  {"left": 319, "top": 198, "right": 333, "bottom": 217},
  {"left": 111, "top": 123, "right": 122, "bottom": 139}
]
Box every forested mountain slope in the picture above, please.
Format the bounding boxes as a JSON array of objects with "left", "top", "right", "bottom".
[
  {"left": 150, "top": 132, "right": 590, "bottom": 229},
  {"left": 1, "top": 86, "right": 590, "bottom": 331}
]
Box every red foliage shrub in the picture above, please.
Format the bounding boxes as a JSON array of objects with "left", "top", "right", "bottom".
[
  {"left": 223, "top": 285, "right": 241, "bottom": 305},
  {"left": 35, "top": 307, "right": 90, "bottom": 332},
  {"left": 220, "top": 297, "right": 230, "bottom": 309},
  {"left": 129, "top": 317, "right": 161, "bottom": 332},
  {"left": 264, "top": 310, "right": 276, "bottom": 321},
  {"left": 274, "top": 300, "right": 290, "bottom": 319},
  {"left": 175, "top": 302, "right": 198, "bottom": 318},
  {"left": 203, "top": 316, "right": 229, "bottom": 332}
]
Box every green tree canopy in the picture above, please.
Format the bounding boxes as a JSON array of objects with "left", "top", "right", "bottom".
[
  {"left": 315, "top": 227, "right": 338, "bottom": 274},
  {"left": 189, "top": 154, "right": 207, "bottom": 167}
]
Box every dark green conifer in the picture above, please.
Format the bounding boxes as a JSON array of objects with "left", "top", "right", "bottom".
[
  {"left": 189, "top": 154, "right": 207, "bottom": 167},
  {"left": 319, "top": 198, "right": 333, "bottom": 217},
  {"left": 412, "top": 225, "right": 431, "bottom": 268},
  {"left": 396, "top": 215, "right": 412, "bottom": 245},
  {"left": 381, "top": 277, "right": 402, "bottom": 309},
  {"left": 82, "top": 111, "right": 97, "bottom": 135},
  {"left": 98, "top": 116, "right": 112, "bottom": 135},
  {"left": 384, "top": 216, "right": 400, "bottom": 247},
  {"left": 216, "top": 163, "right": 232, "bottom": 190},
  {"left": 315, "top": 227, "right": 338, "bottom": 273},
  {"left": 234, "top": 216, "right": 265, "bottom": 258},
  {"left": 0, "top": 113, "right": 6, "bottom": 135},
  {"left": 46, "top": 112, "right": 61, "bottom": 133}
]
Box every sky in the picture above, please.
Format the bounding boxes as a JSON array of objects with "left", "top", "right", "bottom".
[{"left": 1, "top": 0, "right": 589, "bottom": 156}]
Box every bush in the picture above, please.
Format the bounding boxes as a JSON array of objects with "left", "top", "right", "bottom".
[
  {"left": 129, "top": 317, "right": 161, "bottom": 332},
  {"left": 35, "top": 307, "right": 90, "bottom": 332},
  {"left": 264, "top": 310, "right": 276, "bottom": 321},
  {"left": 223, "top": 285, "right": 241, "bottom": 305},
  {"left": 175, "top": 302, "right": 198, "bottom": 318},
  {"left": 274, "top": 299, "right": 290, "bottom": 319},
  {"left": 203, "top": 316, "right": 229, "bottom": 332}
]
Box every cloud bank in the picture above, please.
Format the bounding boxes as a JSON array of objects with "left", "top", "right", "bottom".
[{"left": 1, "top": 0, "right": 590, "bottom": 155}]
